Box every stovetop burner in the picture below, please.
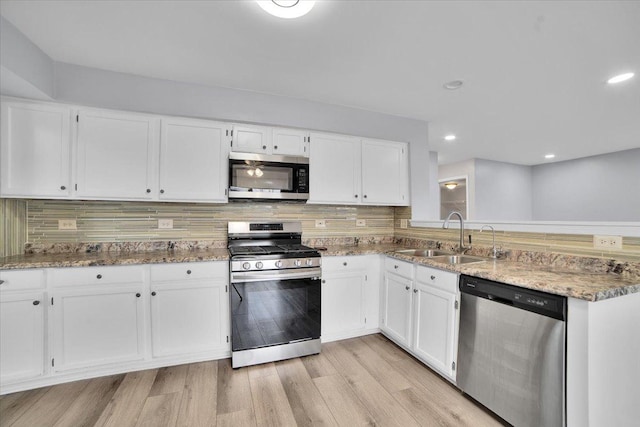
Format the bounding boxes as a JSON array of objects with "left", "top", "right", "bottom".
[{"left": 228, "top": 244, "right": 318, "bottom": 257}]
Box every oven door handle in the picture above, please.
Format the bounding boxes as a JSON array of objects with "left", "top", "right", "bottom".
[{"left": 231, "top": 267, "right": 322, "bottom": 283}]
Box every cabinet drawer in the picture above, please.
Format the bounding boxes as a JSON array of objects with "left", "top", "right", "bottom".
[
  {"left": 416, "top": 266, "right": 458, "bottom": 294},
  {"left": 150, "top": 262, "right": 227, "bottom": 282},
  {"left": 321, "top": 255, "right": 369, "bottom": 272},
  {"left": 384, "top": 257, "right": 414, "bottom": 279},
  {"left": 0, "top": 269, "right": 45, "bottom": 292},
  {"left": 49, "top": 265, "right": 145, "bottom": 287}
]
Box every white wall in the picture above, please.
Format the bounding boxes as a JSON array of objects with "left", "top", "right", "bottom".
[
  {"left": 475, "top": 159, "right": 533, "bottom": 221},
  {"left": 532, "top": 148, "right": 640, "bottom": 221}
]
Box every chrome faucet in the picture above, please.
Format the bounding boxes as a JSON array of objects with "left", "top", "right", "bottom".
[
  {"left": 443, "top": 211, "right": 470, "bottom": 253},
  {"left": 480, "top": 225, "right": 498, "bottom": 258}
]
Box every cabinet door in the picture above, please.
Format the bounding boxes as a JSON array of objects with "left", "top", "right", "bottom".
[
  {"left": 150, "top": 281, "right": 229, "bottom": 357},
  {"left": 272, "top": 127, "right": 309, "bottom": 157},
  {"left": 361, "top": 139, "right": 409, "bottom": 205},
  {"left": 231, "top": 124, "right": 271, "bottom": 154},
  {"left": 51, "top": 285, "right": 145, "bottom": 372},
  {"left": 381, "top": 273, "right": 413, "bottom": 348},
  {"left": 76, "top": 109, "right": 158, "bottom": 199},
  {"left": 308, "top": 133, "right": 361, "bottom": 204},
  {"left": 321, "top": 271, "right": 366, "bottom": 340},
  {"left": 0, "top": 101, "right": 71, "bottom": 197},
  {"left": 412, "top": 281, "right": 458, "bottom": 379},
  {"left": 159, "top": 118, "right": 229, "bottom": 202},
  {"left": 0, "top": 293, "right": 45, "bottom": 384}
]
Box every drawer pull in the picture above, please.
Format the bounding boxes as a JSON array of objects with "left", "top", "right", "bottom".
[
  {"left": 135, "top": 293, "right": 141, "bottom": 298},
  {"left": 394, "top": 265, "right": 399, "bottom": 269},
  {"left": 343, "top": 262, "right": 347, "bottom": 266},
  {"left": 405, "top": 286, "right": 410, "bottom": 291},
  {"left": 431, "top": 275, "right": 436, "bottom": 280},
  {"left": 60, "top": 185, "right": 66, "bottom": 190},
  {"left": 96, "top": 274, "right": 102, "bottom": 279},
  {"left": 152, "top": 291, "right": 157, "bottom": 296},
  {"left": 187, "top": 270, "right": 192, "bottom": 275},
  {"left": 413, "top": 289, "right": 418, "bottom": 293},
  {"left": 33, "top": 300, "right": 40, "bottom": 306}
]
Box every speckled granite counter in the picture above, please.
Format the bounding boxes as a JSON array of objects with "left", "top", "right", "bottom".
[
  {"left": 2, "top": 243, "right": 638, "bottom": 302},
  {"left": 314, "top": 243, "right": 640, "bottom": 302},
  {"left": 0, "top": 248, "right": 229, "bottom": 270}
]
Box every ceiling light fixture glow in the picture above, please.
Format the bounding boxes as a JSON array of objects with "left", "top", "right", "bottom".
[
  {"left": 257, "top": 1, "right": 315, "bottom": 19},
  {"left": 444, "top": 182, "right": 458, "bottom": 190},
  {"left": 607, "top": 72, "right": 634, "bottom": 84},
  {"left": 545, "top": 154, "right": 555, "bottom": 159},
  {"left": 444, "top": 134, "right": 456, "bottom": 141},
  {"left": 444, "top": 80, "right": 464, "bottom": 90}
]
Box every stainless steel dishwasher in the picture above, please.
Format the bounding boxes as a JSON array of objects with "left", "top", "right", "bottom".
[{"left": 457, "top": 275, "right": 567, "bottom": 427}]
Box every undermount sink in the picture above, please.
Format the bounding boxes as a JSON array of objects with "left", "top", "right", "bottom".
[
  {"left": 430, "top": 255, "right": 487, "bottom": 265},
  {"left": 393, "top": 249, "right": 453, "bottom": 257}
]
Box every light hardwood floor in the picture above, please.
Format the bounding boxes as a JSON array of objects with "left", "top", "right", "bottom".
[{"left": 0, "top": 334, "right": 507, "bottom": 427}]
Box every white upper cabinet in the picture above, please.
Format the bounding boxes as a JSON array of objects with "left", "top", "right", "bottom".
[
  {"left": 309, "top": 134, "right": 409, "bottom": 206},
  {"left": 308, "top": 132, "right": 361, "bottom": 204},
  {"left": 231, "top": 124, "right": 271, "bottom": 154},
  {"left": 0, "top": 100, "right": 72, "bottom": 198},
  {"left": 76, "top": 109, "right": 159, "bottom": 199},
  {"left": 159, "top": 118, "right": 229, "bottom": 202},
  {"left": 272, "top": 127, "right": 309, "bottom": 157},
  {"left": 361, "top": 139, "right": 409, "bottom": 205}
]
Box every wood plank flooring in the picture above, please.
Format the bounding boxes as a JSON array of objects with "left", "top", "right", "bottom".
[{"left": 0, "top": 334, "right": 507, "bottom": 427}]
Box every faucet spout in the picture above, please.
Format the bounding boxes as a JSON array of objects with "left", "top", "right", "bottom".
[
  {"left": 480, "top": 225, "right": 498, "bottom": 258},
  {"left": 443, "top": 211, "right": 469, "bottom": 253}
]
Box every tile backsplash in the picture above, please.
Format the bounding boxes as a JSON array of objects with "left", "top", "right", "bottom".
[{"left": 0, "top": 199, "right": 27, "bottom": 257}]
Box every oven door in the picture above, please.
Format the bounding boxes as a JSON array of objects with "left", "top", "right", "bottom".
[{"left": 230, "top": 274, "right": 321, "bottom": 354}]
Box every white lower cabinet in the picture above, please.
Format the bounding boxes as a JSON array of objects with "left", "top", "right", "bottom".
[
  {"left": 51, "top": 284, "right": 145, "bottom": 372},
  {"left": 321, "top": 255, "right": 380, "bottom": 342},
  {"left": 381, "top": 257, "right": 460, "bottom": 382},
  {"left": 149, "top": 263, "right": 229, "bottom": 358}
]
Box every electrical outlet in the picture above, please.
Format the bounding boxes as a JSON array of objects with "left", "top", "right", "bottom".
[
  {"left": 158, "top": 219, "right": 174, "bottom": 229},
  {"left": 593, "top": 235, "right": 623, "bottom": 250},
  {"left": 356, "top": 219, "right": 366, "bottom": 227},
  {"left": 315, "top": 219, "right": 326, "bottom": 228},
  {"left": 400, "top": 219, "right": 408, "bottom": 229},
  {"left": 58, "top": 219, "right": 77, "bottom": 230}
]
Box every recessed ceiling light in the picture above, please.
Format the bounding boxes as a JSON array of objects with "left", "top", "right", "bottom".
[
  {"left": 443, "top": 80, "right": 464, "bottom": 90},
  {"left": 607, "top": 72, "right": 634, "bottom": 84},
  {"left": 444, "top": 134, "right": 456, "bottom": 141},
  {"left": 545, "top": 154, "right": 555, "bottom": 159},
  {"left": 256, "top": 1, "right": 315, "bottom": 19}
]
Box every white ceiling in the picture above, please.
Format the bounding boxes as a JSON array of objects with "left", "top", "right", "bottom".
[{"left": 1, "top": 0, "right": 639, "bottom": 165}]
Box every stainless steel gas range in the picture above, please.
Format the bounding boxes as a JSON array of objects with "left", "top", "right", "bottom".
[{"left": 227, "top": 221, "right": 322, "bottom": 368}]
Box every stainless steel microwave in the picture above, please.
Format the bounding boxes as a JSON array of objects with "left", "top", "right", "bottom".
[{"left": 228, "top": 152, "right": 309, "bottom": 200}]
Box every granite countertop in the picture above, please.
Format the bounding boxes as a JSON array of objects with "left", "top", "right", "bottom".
[
  {"left": 0, "top": 248, "right": 230, "bottom": 269},
  {"left": 2, "top": 243, "right": 638, "bottom": 302}
]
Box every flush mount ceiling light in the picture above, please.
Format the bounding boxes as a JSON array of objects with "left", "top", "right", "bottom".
[
  {"left": 444, "top": 182, "right": 458, "bottom": 190},
  {"left": 444, "top": 134, "right": 456, "bottom": 141},
  {"left": 443, "top": 80, "right": 464, "bottom": 90},
  {"left": 256, "top": 1, "right": 315, "bottom": 19},
  {"left": 607, "top": 72, "right": 635, "bottom": 84},
  {"left": 545, "top": 154, "right": 555, "bottom": 159}
]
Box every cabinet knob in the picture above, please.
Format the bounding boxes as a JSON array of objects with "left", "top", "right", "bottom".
[
  {"left": 274, "top": 145, "right": 278, "bottom": 150},
  {"left": 354, "top": 194, "right": 358, "bottom": 198},
  {"left": 322, "top": 280, "right": 326, "bottom": 284},
  {"left": 33, "top": 300, "right": 40, "bottom": 306},
  {"left": 135, "top": 293, "right": 141, "bottom": 298},
  {"left": 160, "top": 189, "right": 165, "bottom": 194},
  {"left": 413, "top": 289, "right": 418, "bottom": 293},
  {"left": 364, "top": 195, "right": 368, "bottom": 199},
  {"left": 152, "top": 291, "right": 157, "bottom": 296},
  {"left": 96, "top": 274, "right": 102, "bottom": 279},
  {"left": 60, "top": 185, "right": 66, "bottom": 190},
  {"left": 405, "top": 286, "right": 410, "bottom": 291},
  {"left": 262, "top": 145, "right": 267, "bottom": 150},
  {"left": 394, "top": 265, "right": 399, "bottom": 269},
  {"left": 187, "top": 269, "right": 192, "bottom": 275},
  {"left": 431, "top": 275, "right": 436, "bottom": 280},
  {"left": 146, "top": 189, "right": 151, "bottom": 193},
  {"left": 343, "top": 262, "right": 347, "bottom": 266},
  {"left": 0, "top": 280, "right": 5, "bottom": 285}
]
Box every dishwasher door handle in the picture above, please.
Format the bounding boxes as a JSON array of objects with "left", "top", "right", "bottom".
[{"left": 487, "top": 294, "right": 514, "bottom": 306}]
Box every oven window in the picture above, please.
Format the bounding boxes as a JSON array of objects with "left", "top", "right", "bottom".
[
  {"left": 231, "top": 164, "right": 293, "bottom": 191},
  {"left": 231, "top": 278, "right": 321, "bottom": 351}
]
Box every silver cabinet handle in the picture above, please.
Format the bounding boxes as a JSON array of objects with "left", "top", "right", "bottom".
[{"left": 405, "top": 286, "right": 410, "bottom": 291}]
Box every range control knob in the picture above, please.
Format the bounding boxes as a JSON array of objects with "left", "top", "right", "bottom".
[
  {"left": 242, "top": 262, "right": 251, "bottom": 270},
  {"left": 294, "top": 259, "right": 302, "bottom": 267},
  {"left": 255, "top": 262, "right": 264, "bottom": 269},
  {"left": 275, "top": 260, "right": 283, "bottom": 268},
  {"left": 305, "top": 259, "right": 314, "bottom": 266}
]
